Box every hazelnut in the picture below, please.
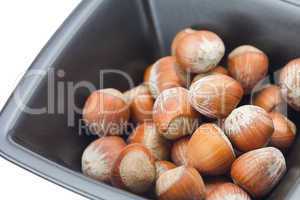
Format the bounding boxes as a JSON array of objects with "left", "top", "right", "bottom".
[
  {"left": 81, "top": 136, "right": 126, "bottom": 183},
  {"left": 187, "top": 123, "right": 236, "bottom": 175},
  {"left": 269, "top": 112, "right": 296, "bottom": 150},
  {"left": 224, "top": 105, "right": 274, "bottom": 152},
  {"left": 189, "top": 74, "right": 244, "bottom": 118},
  {"left": 156, "top": 166, "right": 206, "bottom": 200},
  {"left": 123, "top": 85, "right": 154, "bottom": 123},
  {"left": 153, "top": 87, "right": 200, "bottom": 140},
  {"left": 279, "top": 58, "right": 300, "bottom": 111},
  {"left": 176, "top": 30, "right": 225, "bottom": 73},
  {"left": 171, "top": 136, "right": 190, "bottom": 166},
  {"left": 149, "top": 56, "right": 187, "bottom": 98},
  {"left": 155, "top": 161, "right": 176, "bottom": 180},
  {"left": 111, "top": 144, "right": 156, "bottom": 194},
  {"left": 171, "top": 28, "right": 197, "bottom": 56},
  {"left": 128, "top": 122, "right": 171, "bottom": 160},
  {"left": 204, "top": 177, "right": 231, "bottom": 196},
  {"left": 207, "top": 183, "right": 251, "bottom": 200},
  {"left": 144, "top": 65, "right": 153, "bottom": 83},
  {"left": 83, "top": 89, "right": 130, "bottom": 136},
  {"left": 252, "top": 84, "right": 285, "bottom": 112},
  {"left": 231, "top": 147, "right": 286, "bottom": 198},
  {"left": 228, "top": 45, "right": 269, "bottom": 93},
  {"left": 192, "top": 66, "right": 229, "bottom": 84}
]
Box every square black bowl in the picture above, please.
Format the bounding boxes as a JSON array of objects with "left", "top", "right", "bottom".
[{"left": 1, "top": 0, "right": 300, "bottom": 199}]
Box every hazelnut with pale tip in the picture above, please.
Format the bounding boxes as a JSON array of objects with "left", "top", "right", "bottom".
[
  {"left": 224, "top": 105, "right": 274, "bottom": 152},
  {"left": 83, "top": 88, "right": 130, "bottom": 136},
  {"left": 279, "top": 58, "right": 300, "bottom": 111},
  {"left": 269, "top": 112, "right": 296, "bottom": 150},
  {"left": 187, "top": 123, "right": 236, "bottom": 175},
  {"left": 153, "top": 87, "right": 200, "bottom": 140},
  {"left": 231, "top": 147, "right": 286, "bottom": 198},
  {"left": 81, "top": 136, "right": 126, "bottom": 183},
  {"left": 149, "top": 56, "right": 187, "bottom": 98},
  {"left": 156, "top": 166, "right": 206, "bottom": 200},
  {"left": 176, "top": 30, "right": 225, "bottom": 73},
  {"left": 123, "top": 84, "right": 154, "bottom": 123},
  {"left": 228, "top": 45, "right": 269, "bottom": 94},
  {"left": 111, "top": 144, "right": 156, "bottom": 194},
  {"left": 189, "top": 74, "right": 244, "bottom": 119},
  {"left": 206, "top": 183, "right": 251, "bottom": 200},
  {"left": 253, "top": 84, "right": 285, "bottom": 113}
]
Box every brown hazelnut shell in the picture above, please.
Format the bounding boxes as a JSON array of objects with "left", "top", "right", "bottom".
[
  {"left": 81, "top": 136, "right": 126, "bottom": 183},
  {"left": 111, "top": 144, "right": 156, "bottom": 194},
  {"left": 231, "top": 147, "right": 286, "bottom": 198},
  {"left": 228, "top": 45, "right": 269, "bottom": 94},
  {"left": 189, "top": 74, "right": 244, "bottom": 119},
  {"left": 124, "top": 85, "right": 154, "bottom": 123},
  {"left": 187, "top": 123, "right": 236, "bottom": 175},
  {"left": 207, "top": 183, "right": 251, "bottom": 200},
  {"left": 176, "top": 30, "right": 225, "bottom": 73},
  {"left": 171, "top": 136, "right": 190, "bottom": 166},
  {"left": 153, "top": 87, "right": 200, "bottom": 140},
  {"left": 253, "top": 84, "right": 284, "bottom": 112},
  {"left": 128, "top": 122, "right": 171, "bottom": 160},
  {"left": 279, "top": 58, "right": 300, "bottom": 111},
  {"left": 156, "top": 166, "right": 206, "bottom": 200},
  {"left": 171, "top": 28, "right": 197, "bottom": 56},
  {"left": 269, "top": 112, "right": 296, "bottom": 150},
  {"left": 83, "top": 89, "right": 130, "bottom": 136},
  {"left": 224, "top": 105, "right": 274, "bottom": 152},
  {"left": 149, "top": 56, "right": 187, "bottom": 98}
]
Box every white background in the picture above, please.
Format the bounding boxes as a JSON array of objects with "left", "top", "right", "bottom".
[{"left": 0, "top": 1, "right": 87, "bottom": 199}]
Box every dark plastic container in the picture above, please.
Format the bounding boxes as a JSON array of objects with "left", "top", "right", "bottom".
[{"left": 1, "top": 0, "right": 300, "bottom": 199}]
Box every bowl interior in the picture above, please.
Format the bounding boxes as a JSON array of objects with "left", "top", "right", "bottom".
[{"left": 9, "top": 0, "right": 300, "bottom": 199}]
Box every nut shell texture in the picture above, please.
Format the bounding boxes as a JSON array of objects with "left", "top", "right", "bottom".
[
  {"left": 81, "top": 136, "right": 126, "bottom": 183},
  {"left": 205, "top": 177, "right": 231, "bottom": 196},
  {"left": 171, "top": 136, "right": 190, "bottom": 166},
  {"left": 228, "top": 45, "right": 269, "bottom": 93},
  {"left": 171, "top": 28, "right": 197, "bottom": 56},
  {"left": 279, "top": 58, "right": 300, "bottom": 110},
  {"left": 269, "top": 112, "right": 296, "bottom": 150},
  {"left": 111, "top": 144, "right": 156, "bottom": 194},
  {"left": 187, "top": 123, "right": 236, "bottom": 175},
  {"left": 253, "top": 84, "right": 284, "bottom": 112},
  {"left": 156, "top": 166, "right": 206, "bottom": 200},
  {"left": 83, "top": 89, "right": 130, "bottom": 136},
  {"left": 207, "top": 183, "right": 251, "bottom": 200},
  {"left": 149, "top": 56, "right": 187, "bottom": 98},
  {"left": 189, "top": 74, "right": 244, "bottom": 118},
  {"left": 153, "top": 87, "right": 199, "bottom": 140},
  {"left": 231, "top": 147, "right": 286, "bottom": 198},
  {"left": 128, "top": 122, "right": 171, "bottom": 160},
  {"left": 176, "top": 30, "right": 225, "bottom": 73},
  {"left": 224, "top": 105, "right": 274, "bottom": 152},
  {"left": 123, "top": 85, "right": 154, "bottom": 123}
]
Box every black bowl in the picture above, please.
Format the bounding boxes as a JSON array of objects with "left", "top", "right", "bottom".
[{"left": 1, "top": 0, "right": 300, "bottom": 199}]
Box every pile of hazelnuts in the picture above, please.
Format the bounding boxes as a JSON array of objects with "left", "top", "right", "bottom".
[{"left": 81, "top": 28, "right": 300, "bottom": 200}]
